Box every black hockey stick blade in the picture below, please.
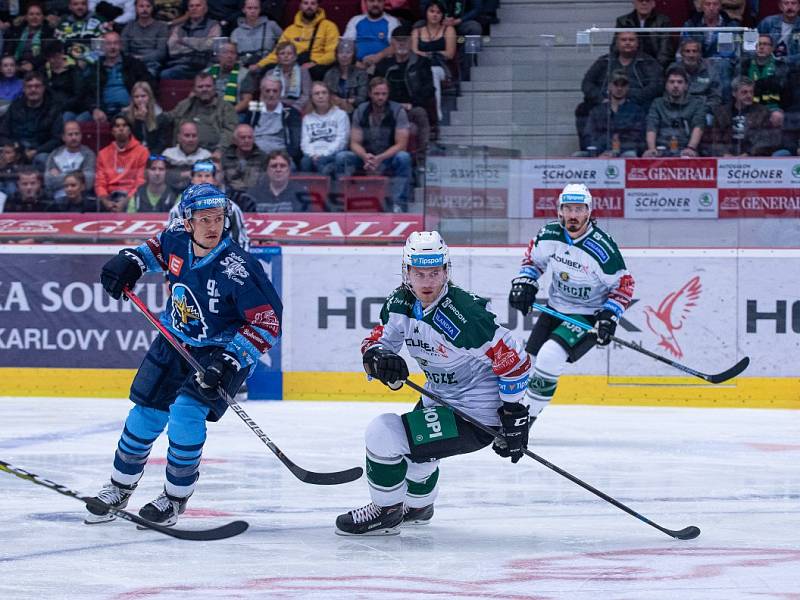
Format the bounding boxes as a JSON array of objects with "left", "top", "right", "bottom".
[
  {"left": 0, "top": 460, "right": 248, "bottom": 541},
  {"left": 124, "top": 287, "right": 363, "bottom": 486},
  {"left": 705, "top": 356, "right": 750, "bottom": 384},
  {"left": 669, "top": 525, "right": 701, "bottom": 540}
]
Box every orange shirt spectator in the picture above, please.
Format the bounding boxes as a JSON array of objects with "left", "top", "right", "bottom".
[{"left": 95, "top": 114, "right": 149, "bottom": 212}]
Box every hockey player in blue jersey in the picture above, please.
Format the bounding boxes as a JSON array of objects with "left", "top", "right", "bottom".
[{"left": 86, "top": 183, "right": 282, "bottom": 526}]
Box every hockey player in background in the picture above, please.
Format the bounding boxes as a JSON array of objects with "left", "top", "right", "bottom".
[
  {"left": 335, "top": 231, "right": 532, "bottom": 536},
  {"left": 86, "top": 183, "right": 282, "bottom": 526},
  {"left": 508, "top": 183, "right": 634, "bottom": 427}
]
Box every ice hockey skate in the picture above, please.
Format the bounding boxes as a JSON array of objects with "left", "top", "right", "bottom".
[
  {"left": 138, "top": 490, "right": 190, "bottom": 527},
  {"left": 84, "top": 481, "right": 136, "bottom": 524},
  {"left": 402, "top": 504, "right": 434, "bottom": 526},
  {"left": 335, "top": 502, "right": 403, "bottom": 535}
]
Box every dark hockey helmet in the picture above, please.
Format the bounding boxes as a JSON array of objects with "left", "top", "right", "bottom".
[{"left": 180, "top": 183, "right": 229, "bottom": 219}]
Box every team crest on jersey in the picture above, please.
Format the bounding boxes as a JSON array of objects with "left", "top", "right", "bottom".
[
  {"left": 220, "top": 254, "right": 249, "bottom": 284},
  {"left": 433, "top": 309, "right": 460, "bottom": 340},
  {"left": 170, "top": 284, "right": 208, "bottom": 341},
  {"left": 559, "top": 271, "right": 569, "bottom": 281}
]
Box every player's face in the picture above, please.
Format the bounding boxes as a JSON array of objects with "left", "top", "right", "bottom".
[
  {"left": 407, "top": 266, "right": 447, "bottom": 306},
  {"left": 187, "top": 207, "right": 225, "bottom": 248},
  {"left": 559, "top": 203, "right": 590, "bottom": 237}
]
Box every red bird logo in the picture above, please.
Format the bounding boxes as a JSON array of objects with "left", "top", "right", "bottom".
[{"left": 643, "top": 276, "right": 702, "bottom": 359}]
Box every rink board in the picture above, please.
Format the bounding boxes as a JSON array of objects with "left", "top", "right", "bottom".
[{"left": 0, "top": 245, "right": 798, "bottom": 408}]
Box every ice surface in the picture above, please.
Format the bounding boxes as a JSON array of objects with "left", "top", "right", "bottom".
[{"left": 1, "top": 397, "right": 798, "bottom": 599}]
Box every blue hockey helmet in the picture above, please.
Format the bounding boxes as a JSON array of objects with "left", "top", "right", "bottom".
[{"left": 180, "top": 183, "right": 228, "bottom": 219}]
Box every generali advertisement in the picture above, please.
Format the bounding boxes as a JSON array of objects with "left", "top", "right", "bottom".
[{"left": 425, "top": 156, "right": 800, "bottom": 219}]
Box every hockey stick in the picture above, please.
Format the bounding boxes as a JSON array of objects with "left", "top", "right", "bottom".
[
  {"left": 402, "top": 379, "right": 701, "bottom": 540},
  {"left": 0, "top": 459, "right": 248, "bottom": 541},
  {"left": 532, "top": 302, "right": 749, "bottom": 384},
  {"left": 124, "top": 287, "right": 363, "bottom": 486}
]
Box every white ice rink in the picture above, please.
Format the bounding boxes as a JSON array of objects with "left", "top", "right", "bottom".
[{"left": 0, "top": 397, "right": 798, "bottom": 600}]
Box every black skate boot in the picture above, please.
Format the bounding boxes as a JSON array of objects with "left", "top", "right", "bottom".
[
  {"left": 335, "top": 502, "right": 403, "bottom": 536},
  {"left": 402, "top": 503, "right": 434, "bottom": 526},
  {"left": 84, "top": 480, "right": 136, "bottom": 524},
  {"left": 138, "top": 490, "right": 190, "bottom": 527}
]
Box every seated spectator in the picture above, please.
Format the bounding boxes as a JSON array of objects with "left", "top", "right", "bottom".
[
  {"left": 580, "top": 70, "right": 645, "bottom": 157},
  {"left": 375, "top": 24, "right": 434, "bottom": 155},
  {"left": 323, "top": 38, "right": 369, "bottom": 116},
  {"left": 254, "top": 0, "right": 339, "bottom": 81},
  {"left": 163, "top": 120, "right": 213, "bottom": 192},
  {"left": 121, "top": 0, "right": 169, "bottom": 77},
  {"left": 643, "top": 65, "right": 706, "bottom": 157},
  {"left": 231, "top": 0, "right": 283, "bottom": 67},
  {"left": 615, "top": 0, "right": 674, "bottom": 68},
  {"left": 206, "top": 41, "right": 256, "bottom": 115},
  {"left": 169, "top": 72, "right": 239, "bottom": 152},
  {"left": 0, "top": 72, "right": 63, "bottom": 170},
  {"left": 265, "top": 41, "right": 312, "bottom": 112},
  {"left": 3, "top": 167, "right": 54, "bottom": 212},
  {"left": 692, "top": 0, "right": 754, "bottom": 23},
  {"left": 577, "top": 32, "right": 663, "bottom": 146},
  {"left": 43, "top": 41, "right": 90, "bottom": 122},
  {"left": 122, "top": 81, "right": 172, "bottom": 153},
  {"left": 62, "top": 170, "right": 99, "bottom": 212},
  {"left": 241, "top": 149, "right": 308, "bottom": 211},
  {"left": 758, "top": 0, "right": 800, "bottom": 62},
  {"left": 127, "top": 154, "right": 177, "bottom": 211},
  {"left": 95, "top": 113, "right": 149, "bottom": 211},
  {"left": 681, "top": 0, "right": 740, "bottom": 59},
  {"left": 91, "top": 0, "right": 136, "bottom": 25},
  {"left": 162, "top": 0, "right": 222, "bottom": 80},
  {"left": 0, "top": 139, "right": 22, "bottom": 198},
  {"left": 422, "top": 0, "right": 483, "bottom": 38},
  {"left": 709, "top": 76, "right": 780, "bottom": 155},
  {"left": 677, "top": 38, "right": 723, "bottom": 120},
  {"left": 7, "top": 3, "right": 55, "bottom": 71},
  {"left": 88, "top": 31, "right": 153, "bottom": 123},
  {"left": 412, "top": 0, "right": 456, "bottom": 121},
  {"left": 335, "top": 76, "right": 411, "bottom": 212},
  {"left": 0, "top": 56, "right": 23, "bottom": 117},
  {"left": 55, "top": 0, "right": 110, "bottom": 65},
  {"left": 244, "top": 75, "right": 302, "bottom": 165},
  {"left": 221, "top": 123, "right": 266, "bottom": 194},
  {"left": 741, "top": 34, "right": 789, "bottom": 127},
  {"left": 44, "top": 120, "right": 97, "bottom": 203},
  {"left": 343, "top": 0, "right": 400, "bottom": 69},
  {"left": 300, "top": 81, "right": 350, "bottom": 176}
]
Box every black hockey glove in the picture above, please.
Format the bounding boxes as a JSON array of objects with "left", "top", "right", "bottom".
[
  {"left": 493, "top": 402, "right": 530, "bottom": 463},
  {"left": 101, "top": 249, "right": 145, "bottom": 300},
  {"left": 594, "top": 309, "right": 618, "bottom": 346},
  {"left": 508, "top": 276, "right": 538, "bottom": 316},
  {"left": 197, "top": 349, "right": 241, "bottom": 394},
  {"left": 363, "top": 346, "right": 408, "bottom": 390}
]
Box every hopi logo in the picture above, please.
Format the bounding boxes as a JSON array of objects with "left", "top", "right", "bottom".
[{"left": 643, "top": 276, "right": 701, "bottom": 358}]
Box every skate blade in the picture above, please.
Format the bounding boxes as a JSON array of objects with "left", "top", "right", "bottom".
[
  {"left": 84, "top": 514, "right": 116, "bottom": 525},
  {"left": 334, "top": 525, "right": 401, "bottom": 536},
  {"left": 401, "top": 519, "right": 432, "bottom": 526}
]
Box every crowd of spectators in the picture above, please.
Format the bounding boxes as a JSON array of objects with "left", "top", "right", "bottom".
[
  {"left": 0, "top": 0, "right": 496, "bottom": 214},
  {"left": 576, "top": 0, "right": 800, "bottom": 158}
]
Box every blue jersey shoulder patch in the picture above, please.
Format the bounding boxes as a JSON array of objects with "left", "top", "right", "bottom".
[
  {"left": 433, "top": 308, "right": 461, "bottom": 340},
  {"left": 582, "top": 238, "right": 609, "bottom": 263}
]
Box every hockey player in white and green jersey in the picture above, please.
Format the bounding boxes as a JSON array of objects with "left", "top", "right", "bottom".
[
  {"left": 335, "top": 231, "right": 533, "bottom": 536},
  {"left": 508, "top": 183, "right": 635, "bottom": 423}
]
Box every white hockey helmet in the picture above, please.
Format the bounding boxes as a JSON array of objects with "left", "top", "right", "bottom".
[
  {"left": 402, "top": 230, "right": 450, "bottom": 284},
  {"left": 558, "top": 183, "right": 592, "bottom": 214}
]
